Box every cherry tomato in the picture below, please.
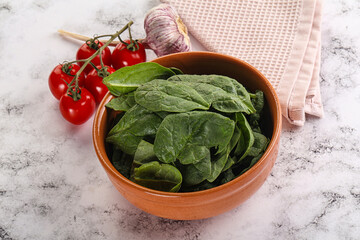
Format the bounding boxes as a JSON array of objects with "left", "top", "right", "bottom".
[
  {"left": 59, "top": 88, "right": 96, "bottom": 125},
  {"left": 76, "top": 40, "right": 112, "bottom": 74},
  {"left": 111, "top": 40, "right": 146, "bottom": 70},
  {"left": 84, "top": 65, "right": 115, "bottom": 104},
  {"left": 48, "top": 64, "right": 85, "bottom": 100}
]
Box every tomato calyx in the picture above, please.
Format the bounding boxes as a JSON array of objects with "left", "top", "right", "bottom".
[
  {"left": 86, "top": 39, "right": 101, "bottom": 50},
  {"left": 67, "top": 87, "right": 82, "bottom": 101},
  {"left": 60, "top": 62, "right": 75, "bottom": 76},
  {"left": 85, "top": 33, "right": 116, "bottom": 50},
  {"left": 118, "top": 23, "right": 141, "bottom": 52},
  {"left": 96, "top": 66, "right": 111, "bottom": 78},
  {"left": 125, "top": 39, "right": 141, "bottom": 52}
]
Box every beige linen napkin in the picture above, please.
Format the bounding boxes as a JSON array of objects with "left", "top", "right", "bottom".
[{"left": 161, "top": 0, "right": 324, "bottom": 126}]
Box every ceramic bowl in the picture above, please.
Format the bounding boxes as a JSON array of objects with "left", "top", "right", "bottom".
[{"left": 92, "top": 51, "right": 282, "bottom": 220}]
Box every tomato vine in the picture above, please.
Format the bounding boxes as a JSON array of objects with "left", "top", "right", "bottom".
[{"left": 67, "top": 21, "right": 134, "bottom": 101}]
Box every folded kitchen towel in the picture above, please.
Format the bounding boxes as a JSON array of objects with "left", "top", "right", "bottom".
[{"left": 161, "top": 0, "right": 324, "bottom": 126}]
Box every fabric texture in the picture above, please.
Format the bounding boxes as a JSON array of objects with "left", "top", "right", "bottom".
[{"left": 161, "top": 0, "right": 324, "bottom": 126}]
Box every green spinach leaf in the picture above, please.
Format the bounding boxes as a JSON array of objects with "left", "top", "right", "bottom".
[
  {"left": 231, "top": 132, "right": 269, "bottom": 176},
  {"left": 183, "top": 147, "right": 231, "bottom": 185},
  {"left": 239, "top": 154, "right": 263, "bottom": 175},
  {"left": 103, "top": 62, "right": 176, "bottom": 95},
  {"left": 247, "top": 132, "right": 269, "bottom": 157},
  {"left": 106, "top": 104, "right": 163, "bottom": 155},
  {"left": 106, "top": 92, "right": 136, "bottom": 111},
  {"left": 134, "top": 79, "right": 210, "bottom": 112},
  {"left": 133, "top": 140, "right": 158, "bottom": 166},
  {"left": 132, "top": 161, "right": 182, "bottom": 192},
  {"left": 248, "top": 90, "right": 265, "bottom": 131},
  {"left": 220, "top": 168, "right": 236, "bottom": 185},
  {"left": 155, "top": 111, "right": 171, "bottom": 119},
  {"left": 168, "top": 74, "right": 255, "bottom": 114},
  {"left": 111, "top": 148, "right": 132, "bottom": 179},
  {"left": 177, "top": 145, "right": 209, "bottom": 165},
  {"left": 234, "top": 112, "right": 255, "bottom": 161},
  {"left": 154, "top": 111, "right": 235, "bottom": 164},
  {"left": 182, "top": 149, "right": 211, "bottom": 186},
  {"left": 169, "top": 67, "right": 183, "bottom": 75},
  {"left": 207, "top": 149, "right": 230, "bottom": 182},
  {"left": 222, "top": 125, "right": 241, "bottom": 171}
]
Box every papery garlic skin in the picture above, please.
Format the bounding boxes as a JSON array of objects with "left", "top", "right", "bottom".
[{"left": 144, "top": 4, "right": 191, "bottom": 57}]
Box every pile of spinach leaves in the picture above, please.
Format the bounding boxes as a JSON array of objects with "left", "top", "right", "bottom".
[{"left": 103, "top": 62, "right": 270, "bottom": 192}]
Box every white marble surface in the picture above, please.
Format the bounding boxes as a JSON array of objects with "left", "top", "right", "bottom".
[{"left": 0, "top": 0, "right": 359, "bottom": 239}]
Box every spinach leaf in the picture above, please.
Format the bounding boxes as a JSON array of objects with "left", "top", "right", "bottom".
[
  {"left": 154, "top": 111, "right": 235, "bottom": 164},
  {"left": 207, "top": 149, "right": 230, "bottom": 182},
  {"left": 228, "top": 125, "right": 242, "bottom": 153},
  {"left": 247, "top": 132, "right": 269, "bottom": 157},
  {"left": 106, "top": 104, "right": 163, "bottom": 155},
  {"left": 222, "top": 125, "right": 241, "bottom": 171},
  {"left": 177, "top": 81, "right": 253, "bottom": 113},
  {"left": 133, "top": 140, "right": 158, "bottom": 166},
  {"left": 248, "top": 90, "right": 265, "bottom": 131},
  {"left": 220, "top": 168, "right": 236, "bottom": 185},
  {"left": 239, "top": 154, "right": 263, "bottom": 175},
  {"left": 182, "top": 149, "right": 211, "bottom": 186},
  {"left": 105, "top": 92, "right": 136, "bottom": 111},
  {"left": 168, "top": 74, "right": 255, "bottom": 114},
  {"left": 134, "top": 79, "right": 210, "bottom": 112},
  {"left": 155, "top": 111, "right": 171, "bottom": 119},
  {"left": 250, "top": 91, "right": 265, "bottom": 120},
  {"left": 132, "top": 161, "right": 182, "bottom": 192},
  {"left": 183, "top": 147, "right": 231, "bottom": 185},
  {"left": 222, "top": 156, "right": 236, "bottom": 173},
  {"left": 103, "top": 62, "right": 176, "bottom": 96},
  {"left": 231, "top": 132, "right": 269, "bottom": 176},
  {"left": 111, "top": 148, "right": 132, "bottom": 179},
  {"left": 169, "top": 74, "right": 238, "bottom": 94},
  {"left": 234, "top": 112, "right": 255, "bottom": 161},
  {"left": 169, "top": 67, "right": 183, "bottom": 75},
  {"left": 177, "top": 145, "right": 209, "bottom": 165}
]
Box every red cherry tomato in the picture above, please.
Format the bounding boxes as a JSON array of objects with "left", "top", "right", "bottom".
[
  {"left": 84, "top": 65, "right": 115, "bottom": 104},
  {"left": 59, "top": 88, "right": 96, "bottom": 125},
  {"left": 111, "top": 40, "right": 146, "bottom": 70},
  {"left": 76, "top": 40, "right": 112, "bottom": 74},
  {"left": 48, "top": 64, "right": 85, "bottom": 100}
]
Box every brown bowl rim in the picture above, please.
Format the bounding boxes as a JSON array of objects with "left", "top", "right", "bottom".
[{"left": 93, "top": 51, "right": 282, "bottom": 199}]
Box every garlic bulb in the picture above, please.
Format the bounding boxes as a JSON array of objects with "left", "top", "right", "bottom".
[{"left": 143, "top": 4, "right": 191, "bottom": 56}]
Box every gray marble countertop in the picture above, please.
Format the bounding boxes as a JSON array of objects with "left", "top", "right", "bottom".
[{"left": 0, "top": 0, "right": 359, "bottom": 239}]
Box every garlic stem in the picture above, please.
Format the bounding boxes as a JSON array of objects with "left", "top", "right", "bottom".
[{"left": 57, "top": 29, "right": 120, "bottom": 47}]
